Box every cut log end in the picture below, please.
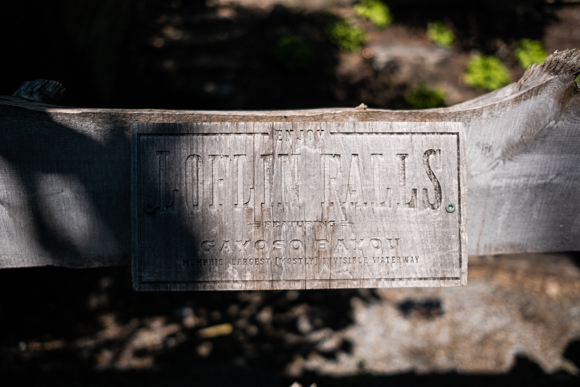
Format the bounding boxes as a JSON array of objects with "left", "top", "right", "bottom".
[
  {"left": 515, "top": 49, "right": 580, "bottom": 92},
  {"left": 12, "top": 79, "right": 67, "bottom": 104}
]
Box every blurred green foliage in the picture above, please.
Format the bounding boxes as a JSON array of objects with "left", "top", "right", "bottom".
[
  {"left": 272, "top": 35, "right": 314, "bottom": 71},
  {"left": 427, "top": 21, "right": 455, "bottom": 48},
  {"left": 405, "top": 85, "right": 446, "bottom": 109},
  {"left": 514, "top": 39, "right": 548, "bottom": 69},
  {"left": 353, "top": 0, "right": 393, "bottom": 29},
  {"left": 464, "top": 55, "right": 510, "bottom": 91},
  {"left": 326, "top": 20, "right": 366, "bottom": 52}
]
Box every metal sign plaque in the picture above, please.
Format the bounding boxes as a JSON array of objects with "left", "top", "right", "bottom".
[{"left": 132, "top": 122, "right": 466, "bottom": 291}]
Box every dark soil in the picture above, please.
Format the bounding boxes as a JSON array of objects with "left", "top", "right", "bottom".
[
  {"left": 2, "top": 0, "right": 578, "bottom": 109},
  {"left": 1, "top": 266, "right": 579, "bottom": 386}
]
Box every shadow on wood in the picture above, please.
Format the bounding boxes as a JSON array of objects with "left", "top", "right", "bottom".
[{"left": 0, "top": 50, "right": 579, "bottom": 268}]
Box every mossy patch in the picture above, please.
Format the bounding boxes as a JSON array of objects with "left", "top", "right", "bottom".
[
  {"left": 514, "top": 39, "right": 548, "bottom": 69},
  {"left": 353, "top": 0, "right": 392, "bottom": 29},
  {"left": 405, "top": 85, "right": 446, "bottom": 109},
  {"left": 326, "top": 20, "right": 366, "bottom": 53},
  {"left": 272, "top": 35, "right": 314, "bottom": 71},
  {"left": 464, "top": 55, "right": 510, "bottom": 91},
  {"left": 427, "top": 21, "right": 454, "bottom": 48}
]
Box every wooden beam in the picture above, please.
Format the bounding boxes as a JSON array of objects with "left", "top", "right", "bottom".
[
  {"left": 1, "top": 50, "right": 579, "bottom": 269},
  {"left": 12, "top": 79, "right": 67, "bottom": 104}
]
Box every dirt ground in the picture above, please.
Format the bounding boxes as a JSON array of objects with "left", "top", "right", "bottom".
[
  {"left": 3, "top": 0, "right": 580, "bottom": 110},
  {"left": 2, "top": 1, "right": 580, "bottom": 386},
  {"left": 1, "top": 255, "right": 580, "bottom": 386}
]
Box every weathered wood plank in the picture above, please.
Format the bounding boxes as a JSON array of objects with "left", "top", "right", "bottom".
[
  {"left": 132, "top": 122, "right": 467, "bottom": 290},
  {"left": 1, "top": 50, "right": 579, "bottom": 269},
  {"left": 12, "top": 79, "right": 67, "bottom": 104}
]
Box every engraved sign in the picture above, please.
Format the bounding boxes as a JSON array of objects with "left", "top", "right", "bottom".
[{"left": 132, "top": 122, "right": 466, "bottom": 290}]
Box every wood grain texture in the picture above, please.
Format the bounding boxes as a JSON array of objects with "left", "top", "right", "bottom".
[
  {"left": 1, "top": 50, "right": 579, "bottom": 269},
  {"left": 12, "top": 79, "right": 66, "bottom": 104},
  {"left": 132, "top": 122, "right": 467, "bottom": 290}
]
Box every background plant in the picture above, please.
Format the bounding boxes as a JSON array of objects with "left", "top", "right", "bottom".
[
  {"left": 272, "top": 35, "right": 314, "bottom": 71},
  {"left": 405, "top": 85, "right": 446, "bottom": 109},
  {"left": 464, "top": 55, "right": 511, "bottom": 91},
  {"left": 353, "top": 0, "right": 393, "bottom": 29},
  {"left": 326, "top": 20, "right": 366, "bottom": 52},
  {"left": 427, "top": 21, "right": 455, "bottom": 48},
  {"left": 514, "top": 39, "right": 548, "bottom": 69}
]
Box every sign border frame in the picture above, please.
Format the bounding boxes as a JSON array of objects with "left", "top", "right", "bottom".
[{"left": 132, "top": 122, "right": 467, "bottom": 291}]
